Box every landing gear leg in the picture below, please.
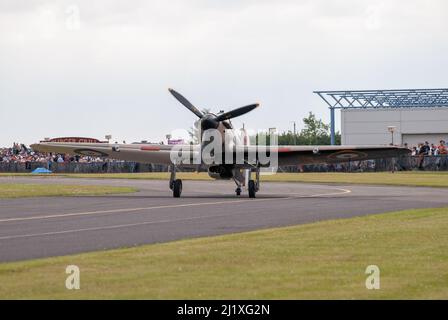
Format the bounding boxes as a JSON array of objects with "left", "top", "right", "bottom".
[
  {"left": 232, "top": 170, "right": 243, "bottom": 197},
  {"left": 169, "top": 165, "right": 182, "bottom": 198},
  {"left": 235, "top": 186, "right": 242, "bottom": 196},
  {"left": 255, "top": 167, "right": 260, "bottom": 192},
  {"left": 248, "top": 166, "right": 260, "bottom": 198}
]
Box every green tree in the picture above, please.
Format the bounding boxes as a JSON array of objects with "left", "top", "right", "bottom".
[
  {"left": 277, "top": 112, "right": 340, "bottom": 145},
  {"left": 300, "top": 112, "right": 330, "bottom": 145},
  {"left": 300, "top": 112, "right": 330, "bottom": 144}
]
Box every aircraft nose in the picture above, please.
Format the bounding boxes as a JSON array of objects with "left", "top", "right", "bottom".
[{"left": 201, "top": 116, "right": 219, "bottom": 131}]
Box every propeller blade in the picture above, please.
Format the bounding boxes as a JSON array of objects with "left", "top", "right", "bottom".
[
  {"left": 216, "top": 103, "right": 259, "bottom": 121},
  {"left": 168, "top": 88, "right": 204, "bottom": 118}
]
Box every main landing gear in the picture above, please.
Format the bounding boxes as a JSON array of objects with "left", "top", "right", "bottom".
[
  {"left": 169, "top": 165, "right": 182, "bottom": 198},
  {"left": 233, "top": 167, "right": 260, "bottom": 198},
  {"left": 248, "top": 167, "right": 260, "bottom": 198},
  {"left": 170, "top": 165, "right": 260, "bottom": 198}
]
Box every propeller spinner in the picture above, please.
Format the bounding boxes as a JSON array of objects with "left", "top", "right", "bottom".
[{"left": 168, "top": 88, "right": 259, "bottom": 131}]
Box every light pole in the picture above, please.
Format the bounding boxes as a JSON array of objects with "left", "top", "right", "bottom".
[
  {"left": 387, "top": 126, "right": 396, "bottom": 145},
  {"left": 105, "top": 135, "right": 112, "bottom": 144},
  {"left": 387, "top": 126, "right": 397, "bottom": 173},
  {"left": 291, "top": 121, "right": 297, "bottom": 145}
]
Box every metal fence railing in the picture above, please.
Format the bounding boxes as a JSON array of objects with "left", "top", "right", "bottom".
[
  {"left": 1, "top": 156, "right": 447, "bottom": 173},
  {"left": 0, "top": 162, "right": 169, "bottom": 174}
]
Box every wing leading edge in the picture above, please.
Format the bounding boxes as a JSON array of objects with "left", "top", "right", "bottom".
[
  {"left": 268, "top": 145, "right": 411, "bottom": 166},
  {"left": 30, "top": 142, "right": 178, "bottom": 165},
  {"left": 31, "top": 142, "right": 409, "bottom": 167}
]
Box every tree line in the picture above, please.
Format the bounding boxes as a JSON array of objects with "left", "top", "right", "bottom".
[
  {"left": 252, "top": 112, "right": 341, "bottom": 145},
  {"left": 189, "top": 111, "right": 341, "bottom": 146}
]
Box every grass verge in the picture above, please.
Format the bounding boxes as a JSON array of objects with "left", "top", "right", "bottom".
[
  {"left": 0, "top": 207, "right": 447, "bottom": 299},
  {"left": 0, "top": 184, "right": 136, "bottom": 198},
  {"left": 2, "top": 171, "right": 447, "bottom": 188}
]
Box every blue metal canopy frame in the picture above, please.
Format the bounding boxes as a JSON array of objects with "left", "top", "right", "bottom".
[{"left": 314, "top": 88, "right": 448, "bottom": 145}]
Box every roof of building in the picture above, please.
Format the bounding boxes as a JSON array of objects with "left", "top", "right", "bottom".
[{"left": 314, "top": 88, "right": 448, "bottom": 109}]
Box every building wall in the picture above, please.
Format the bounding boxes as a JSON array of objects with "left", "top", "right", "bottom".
[{"left": 341, "top": 108, "right": 448, "bottom": 146}]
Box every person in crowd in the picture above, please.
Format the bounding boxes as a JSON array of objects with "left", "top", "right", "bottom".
[
  {"left": 437, "top": 140, "right": 447, "bottom": 155},
  {"left": 422, "top": 141, "right": 430, "bottom": 155},
  {"left": 431, "top": 143, "right": 438, "bottom": 156},
  {"left": 438, "top": 140, "right": 448, "bottom": 169},
  {"left": 57, "top": 155, "right": 64, "bottom": 163},
  {"left": 417, "top": 142, "right": 430, "bottom": 170}
]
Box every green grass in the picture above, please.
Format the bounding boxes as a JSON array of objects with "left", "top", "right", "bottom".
[
  {"left": 3, "top": 171, "right": 447, "bottom": 188},
  {"left": 1, "top": 207, "right": 447, "bottom": 299},
  {"left": 0, "top": 173, "right": 33, "bottom": 177},
  {"left": 0, "top": 184, "right": 136, "bottom": 198},
  {"left": 260, "top": 171, "right": 448, "bottom": 188}
]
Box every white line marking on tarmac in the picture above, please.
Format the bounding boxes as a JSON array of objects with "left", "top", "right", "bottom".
[
  {"left": 0, "top": 199, "right": 256, "bottom": 223},
  {"left": 0, "top": 188, "right": 351, "bottom": 241},
  {"left": 0, "top": 188, "right": 351, "bottom": 224},
  {"left": 0, "top": 213, "right": 255, "bottom": 240}
]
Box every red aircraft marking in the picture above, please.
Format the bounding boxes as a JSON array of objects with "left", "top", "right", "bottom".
[{"left": 140, "top": 146, "right": 161, "bottom": 151}]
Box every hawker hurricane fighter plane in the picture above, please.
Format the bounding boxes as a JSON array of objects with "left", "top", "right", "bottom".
[{"left": 31, "top": 89, "right": 410, "bottom": 198}]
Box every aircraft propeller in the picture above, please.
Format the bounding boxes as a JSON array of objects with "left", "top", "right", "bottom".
[{"left": 168, "top": 88, "right": 259, "bottom": 131}]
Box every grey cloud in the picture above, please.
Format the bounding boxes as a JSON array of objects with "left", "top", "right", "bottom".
[{"left": 0, "top": 0, "right": 447, "bottom": 146}]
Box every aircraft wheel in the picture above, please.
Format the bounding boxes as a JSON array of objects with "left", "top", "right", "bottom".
[
  {"left": 173, "top": 179, "right": 182, "bottom": 198},
  {"left": 236, "top": 187, "right": 242, "bottom": 196},
  {"left": 248, "top": 180, "right": 256, "bottom": 198}
]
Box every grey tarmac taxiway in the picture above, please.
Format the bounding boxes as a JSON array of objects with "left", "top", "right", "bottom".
[{"left": 0, "top": 176, "right": 447, "bottom": 262}]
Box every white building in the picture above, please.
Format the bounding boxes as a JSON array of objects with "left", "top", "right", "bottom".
[
  {"left": 315, "top": 89, "right": 448, "bottom": 147},
  {"left": 341, "top": 107, "right": 448, "bottom": 146}
]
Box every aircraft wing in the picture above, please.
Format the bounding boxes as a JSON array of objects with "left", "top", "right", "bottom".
[
  {"left": 242, "top": 145, "right": 411, "bottom": 166},
  {"left": 30, "top": 142, "right": 191, "bottom": 165},
  {"left": 31, "top": 142, "right": 410, "bottom": 167}
]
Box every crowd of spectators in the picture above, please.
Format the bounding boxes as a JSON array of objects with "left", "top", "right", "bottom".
[
  {"left": 404, "top": 140, "right": 447, "bottom": 170},
  {"left": 407, "top": 140, "right": 448, "bottom": 156},
  {"left": 0, "top": 142, "right": 105, "bottom": 165}
]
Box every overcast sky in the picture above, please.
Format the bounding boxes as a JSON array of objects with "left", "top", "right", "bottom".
[{"left": 1, "top": 0, "right": 447, "bottom": 146}]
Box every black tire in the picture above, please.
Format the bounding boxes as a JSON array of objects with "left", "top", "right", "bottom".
[
  {"left": 173, "top": 179, "right": 182, "bottom": 198},
  {"left": 248, "top": 180, "right": 256, "bottom": 198},
  {"left": 236, "top": 187, "right": 241, "bottom": 196}
]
